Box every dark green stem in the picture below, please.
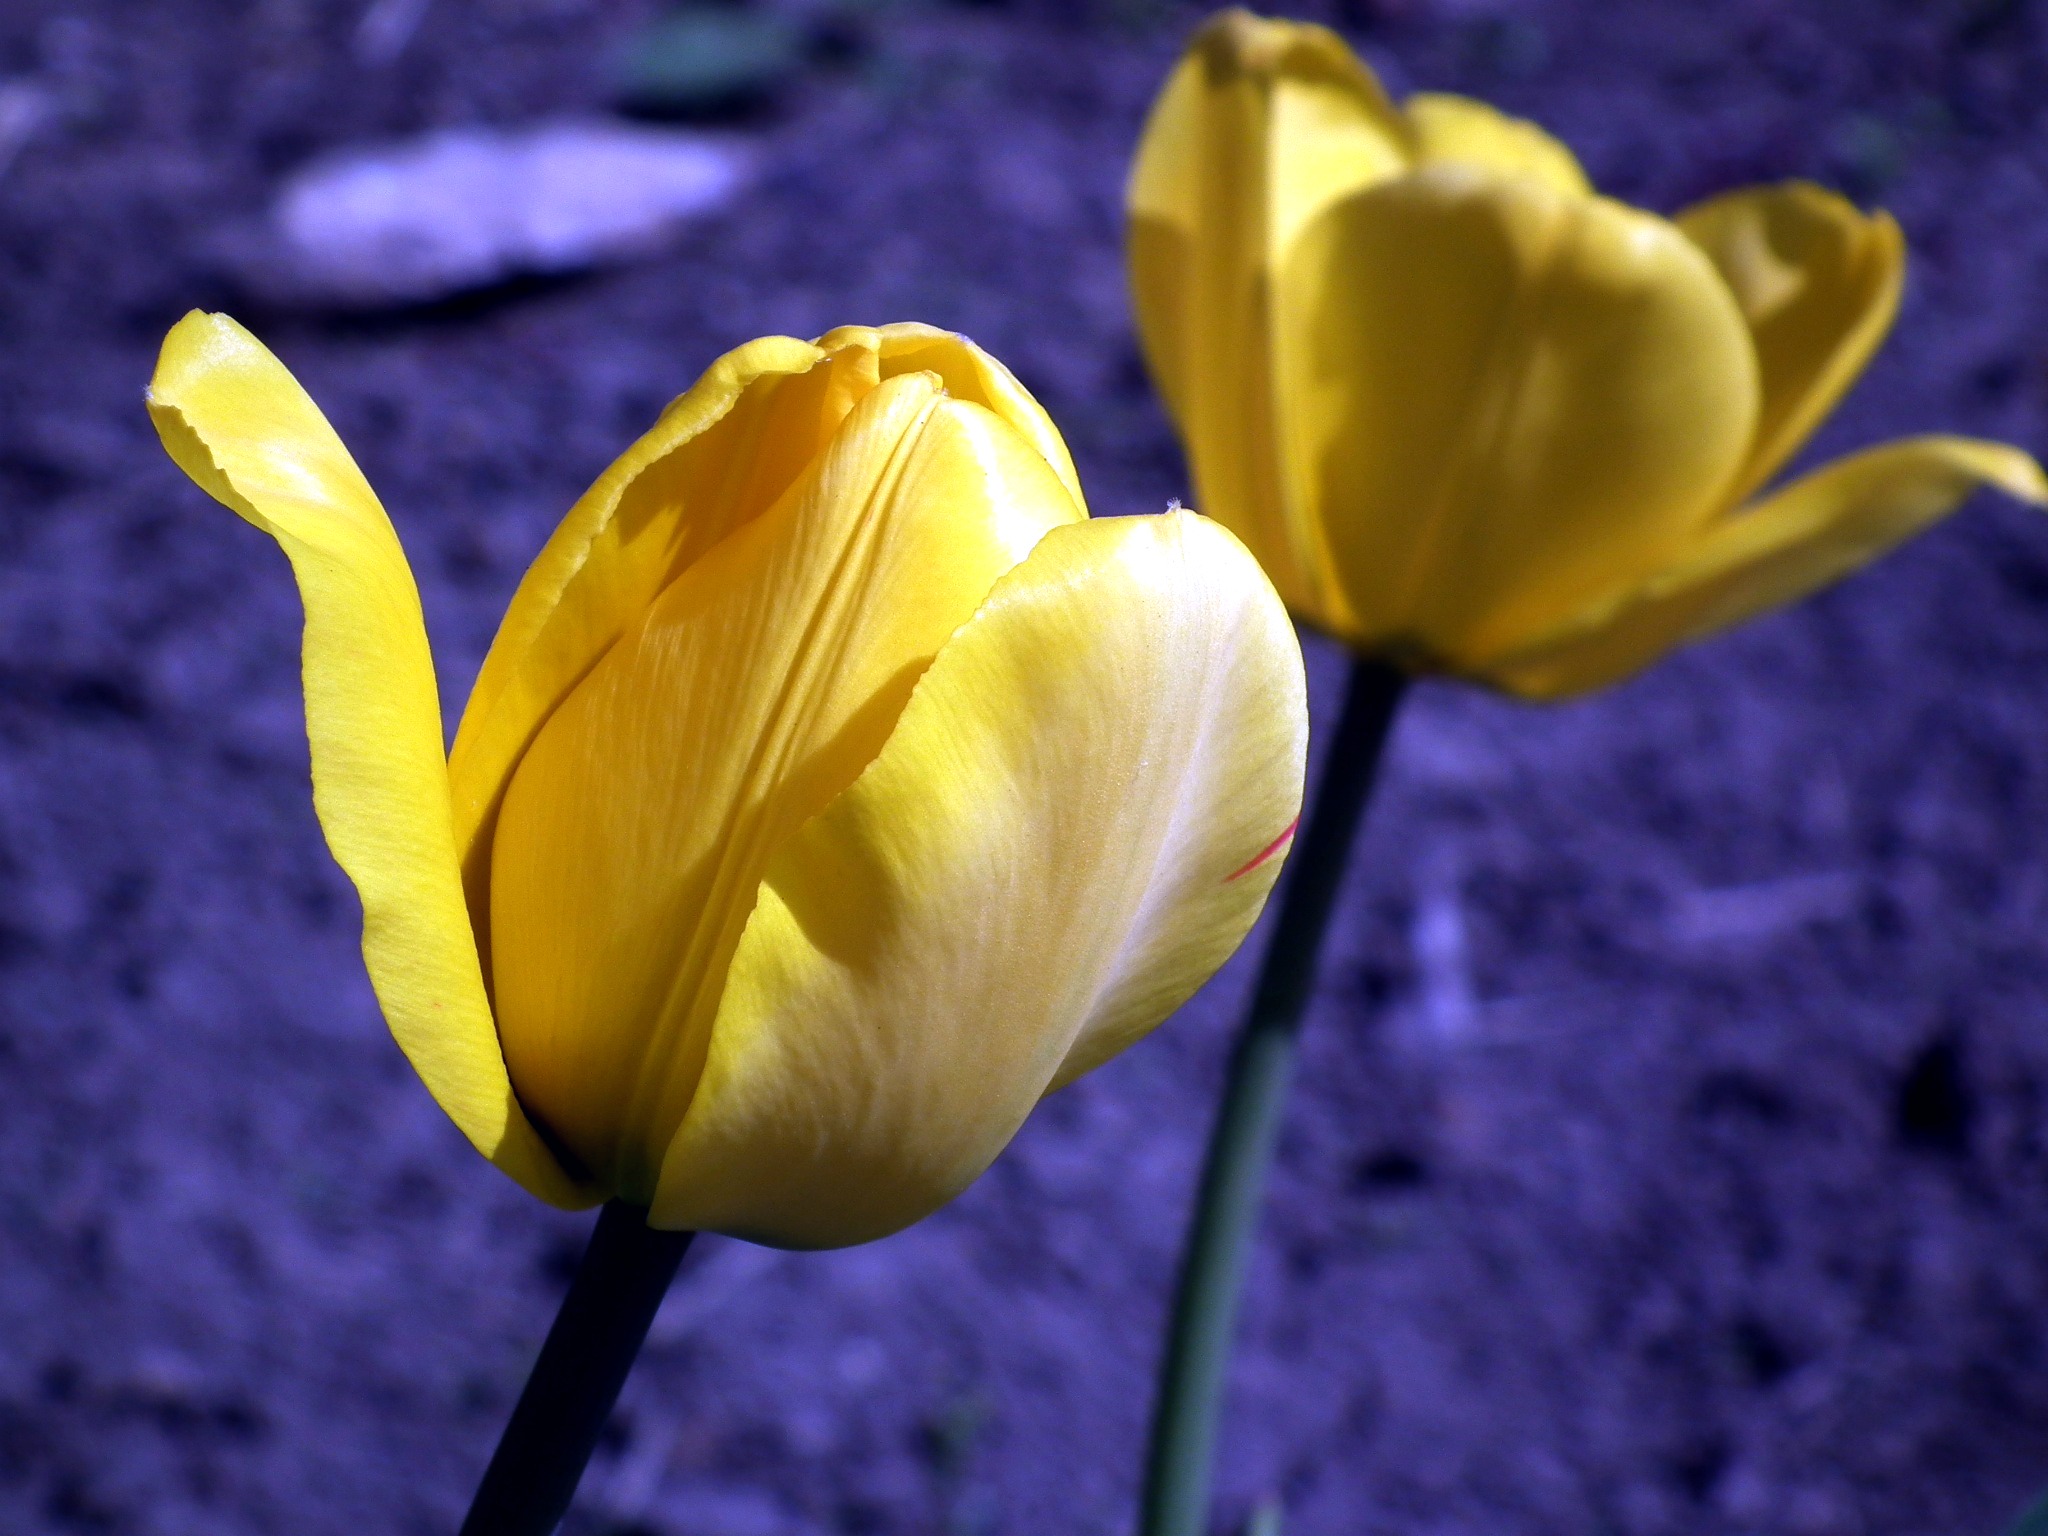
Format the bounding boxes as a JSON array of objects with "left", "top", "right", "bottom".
[
  {"left": 1140, "top": 657, "right": 1409, "bottom": 1536},
  {"left": 2003, "top": 1489, "right": 2048, "bottom": 1536},
  {"left": 459, "top": 1201, "right": 695, "bottom": 1536}
]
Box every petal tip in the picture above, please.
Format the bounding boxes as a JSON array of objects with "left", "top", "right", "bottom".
[{"left": 2006, "top": 452, "right": 2048, "bottom": 506}]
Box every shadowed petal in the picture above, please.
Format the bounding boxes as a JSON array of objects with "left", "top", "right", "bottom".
[
  {"left": 488, "top": 376, "right": 1083, "bottom": 1200},
  {"left": 147, "top": 311, "right": 591, "bottom": 1207},
  {"left": 650, "top": 511, "right": 1306, "bottom": 1247},
  {"left": 448, "top": 332, "right": 872, "bottom": 974},
  {"left": 1483, "top": 436, "right": 2048, "bottom": 699},
  {"left": 1281, "top": 164, "right": 1759, "bottom": 660},
  {"left": 1128, "top": 8, "right": 1410, "bottom": 624},
  {"left": 1679, "top": 181, "right": 1904, "bottom": 505}
]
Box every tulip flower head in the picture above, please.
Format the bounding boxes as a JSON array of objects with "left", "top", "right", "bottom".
[
  {"left": 1129, "top": 11, "right": 2047, "bottom": 698},
  {"left": 149, "top": 314, "right": 1307, "bottom": 1247}
]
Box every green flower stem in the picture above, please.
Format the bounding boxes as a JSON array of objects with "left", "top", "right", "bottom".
[
  {"left": 460, "top": 1201, "right": 695, "bottom": 1536},
  {"left": 1140, "top": 657, "right": 1409, "bottom": 1536},
  {"left": 2004, "top": 1490, "right": 2048, "bottom": 1536}
]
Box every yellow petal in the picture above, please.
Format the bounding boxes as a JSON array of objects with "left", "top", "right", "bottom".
[
  {"left": 1406, "top": 92, "right": 1591, "bottom": 197},
  {"left": 1483, "top": 436, "right": 2048, "bottom": 699},
  {"left": 488, "top": 374, "right": 1084, "bottom": 1201},
  {"left": 146, "top": 312, "right": 590, "bottom": 1207},
  {"left": 1278, "top": 164, "right": 1760, "bottom": 661},
  {"left": 867, "top": 321, "right": 1088, "bottom": 516},
  {"left": 1679, "top": 182, "right": 1904, "bottom": 504},
  {"left": 1129, "top": 10, "right": 1411, "bottom": 271},
  {"left": 449, "top": 332, "right": 872, "bottom": 981},
  {"left": 1127, "top": 8, "right": 1411, "bottom": 625},
  {"left": 650, "top": 510, "right": 1306, "bottom": 1247}
]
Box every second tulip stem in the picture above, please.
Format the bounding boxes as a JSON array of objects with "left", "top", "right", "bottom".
[
  {"left": 2002, "top": 1490, "right": 2048, "bottom": 1536},
  {"left": 1140, "top": 657, "right": 1408, "bottom": 1536},
  {"left": 460, "top": 1201, "right": 695, "bottom": 1536}
]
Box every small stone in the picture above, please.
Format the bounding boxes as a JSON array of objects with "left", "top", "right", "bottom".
[{"left": 0, "top": 79, "right": 54, "bottom": 182}]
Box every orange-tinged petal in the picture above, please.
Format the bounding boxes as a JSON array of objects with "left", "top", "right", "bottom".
[
  {"left": 650, "top": 511, "right": 1306, "bottom": 1247},
  {"left": 1484, "top": 435, "right": 2048, "bottom": 699},
  {"left": 1128, "top": 8, "right": 1411, "bottom": 626},
  {"left": 146, "top": 312, "right": 591, "bottom": 1207},
  {"left": 487, "top": 374, "right": 1084, "bottom": 1200},
  {"left": 1278, "top": 164, "right": 1760, "bottom": 661},
  {"left": 1679, "top": 182, "right": 1904, "bottom": 505},
  {"left": 1406, "top": 92, "right": 1591, "bottom": 196}
]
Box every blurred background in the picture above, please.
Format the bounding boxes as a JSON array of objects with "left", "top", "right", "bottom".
[{"left": 4, "top": 0, "right": 2048, "bottom": 1532}]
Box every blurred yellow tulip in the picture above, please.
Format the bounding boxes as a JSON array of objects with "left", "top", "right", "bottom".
[
  {"left": 1128, "top": 10, "right": 2047, "bottom": 698},
  {"left": 148, "top": 313, "right": 1307, "bottom": 1247}
]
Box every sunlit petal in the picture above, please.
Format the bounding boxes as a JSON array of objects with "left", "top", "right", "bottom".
[
  {"left": 650, "top": 511, "right": 1306, "bottom": 1246},
  {"left": 147, "top": 311, "right": 591, "bottom": 1207},
  {"left": 1484, "top": 436, "right": 2048, "bottom": 699},
  {"left": 1406, "top": 92, "right": 1590, "bottom": 196},
  {"left": 869, "top": 322, "right": 1088, "bottom": 516}
]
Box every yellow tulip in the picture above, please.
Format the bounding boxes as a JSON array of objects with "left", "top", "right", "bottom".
[
  {"left": 148, "top": 313, "right": 1307, "bottom": 1248},
  {"left": 1128, "top": 10, "right": 2047, "bottom": 699}
]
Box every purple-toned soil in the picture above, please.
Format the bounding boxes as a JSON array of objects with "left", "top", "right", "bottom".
[{"left": 3, "top": 1, "right": 2048, "bottom": 1532}]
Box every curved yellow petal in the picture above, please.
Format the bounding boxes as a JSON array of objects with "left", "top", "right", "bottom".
[
  {"left": 1128, "top": 8, "right": 1411, "bottom": 626},
  {"left": 1129, "top": 10, "right": 1411, "bottom": 274},
  {"left": 866, "top": 322, "right": 1088, "bottom": 516},
  {"left": 488, "top": 376, "right": 1084, "bottom": 1201},
  {"left": 1679, "top": 182, "right": 1903, "bottom": 505},
  {"left": 1483, "top": 436, "right": 2048, "bottom": 700},
  {"left": 447, "top": 331, "right": 869, "bottom": 974},
  {"left": 1279, "top": 164, "right": 1760, "bottom": 661},
  {"left": 146, "top": 312, "right": 590, "bottom": 1207},
  {"left": 1406, "top": 92, "right": 1590, "bottom": 197},
  {"left": 650, "top": 510, "right": 1306, "bottom": 1247}
]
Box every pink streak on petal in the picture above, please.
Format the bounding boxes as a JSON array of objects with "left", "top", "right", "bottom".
[{"left": 1226, "top": 816, "right": 1299, "bottom": 882}]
